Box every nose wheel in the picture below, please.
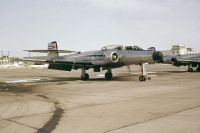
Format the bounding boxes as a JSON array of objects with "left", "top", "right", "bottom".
[
  {"left": 139, "top": 75, "right": 146, "bottom": 81},
  {"left": 139, "top": 63, "right": 151, "bottom": 81}
]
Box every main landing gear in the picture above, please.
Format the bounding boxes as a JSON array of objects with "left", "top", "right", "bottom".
[
  {"left": 80, "top": 64, "right": 152, "bottom": 81},
  {"left": 105, "top": 69, "right": 113, "bottom": 80},
  {"left": 80, "top": 67, "right": 113, "bottom": 81},
  {"left": 139, "top": 63, "right": 151, "bottom": 81},
  {"left": 187, "top": 64, "right": 200, "bottom": 72},
  {"left": 81, "top": 67, "right": 89, "bottom": 80},
  {"left": 197, "top": 66, "right": 200, "bottom": 72}
]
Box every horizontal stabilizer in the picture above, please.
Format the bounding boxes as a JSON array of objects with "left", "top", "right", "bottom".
[
  {"left": 24, "top": 41, "right": 75, "bottom": 53},
  {"left": 24, "top": 50, "right": 75, "bottom": 53}
]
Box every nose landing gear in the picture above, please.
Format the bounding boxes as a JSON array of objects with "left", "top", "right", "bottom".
[
  {"left": 139, "top": 63, "right": 151, "bottom": 81},
  {"left": 81, "top": 67, "right": 89, "bottom": 80},
  {"left": 139, "top": 75, "right": 146, "bottom": 81}
]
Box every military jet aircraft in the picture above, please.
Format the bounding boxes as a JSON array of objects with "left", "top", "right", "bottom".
[
  {"left": 163, "top": 54, "right": 200, "bottom": 72},
  {"left": 23, "top": 41, "right": 163, "bottom": 81}
]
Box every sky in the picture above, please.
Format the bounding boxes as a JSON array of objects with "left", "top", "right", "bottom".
[{"left": 0, "top": 0, "right": 200, "bottom": 57}]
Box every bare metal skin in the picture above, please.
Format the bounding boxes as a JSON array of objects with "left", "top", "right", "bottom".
[{"left": 24, "top": 42, "right": 163, "bottom": 81}]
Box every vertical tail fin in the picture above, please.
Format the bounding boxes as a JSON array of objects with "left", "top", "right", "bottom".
[
  {"left": 24, "top": 41, "right": 74, "bottom": 60},
  {"left": 48, "top": 41, "right": 58, "bottom": 50},
  {"left": 48, "top": 41, "right": 59, "bottom": 58}
]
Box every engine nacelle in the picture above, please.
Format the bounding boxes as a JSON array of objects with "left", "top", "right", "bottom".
[{"left": 152, "top": 51, "right": 163, "bottom": 63}]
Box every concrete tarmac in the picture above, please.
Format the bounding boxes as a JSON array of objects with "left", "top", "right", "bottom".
[{"left": 0, "top": 64, "right": 200, "bottom": 133}]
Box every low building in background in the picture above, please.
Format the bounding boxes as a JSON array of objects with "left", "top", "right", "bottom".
[
  {"left": 171, "top": 44, "right": 199, "bottom": 55},
  {"left": 162, "top": 44, "right": 199, "bottom": 56}
]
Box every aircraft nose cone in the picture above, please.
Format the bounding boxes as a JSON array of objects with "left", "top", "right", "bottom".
[{"left": 152, "top": 51, "right": 163, "bottom": 63}]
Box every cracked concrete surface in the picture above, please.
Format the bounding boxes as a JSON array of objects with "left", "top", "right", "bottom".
[{"left": 0, "top": 65, "right": 200, "bottom": 133}]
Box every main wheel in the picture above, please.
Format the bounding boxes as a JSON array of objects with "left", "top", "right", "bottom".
[
  {"left": 81, "top": 73, "right": 89, "bottom": 80},
  {"left": 105, "top": 72, "right": 113, "bottom": 80},
  {"left": 139, "top": 76, "right": 146, "bottom": 81},
  {"left": 188, "top": 67, "right": 193, "bottom": 72},
  {"left": 197, "top": 67, "right": 200, "bottom": 72}
]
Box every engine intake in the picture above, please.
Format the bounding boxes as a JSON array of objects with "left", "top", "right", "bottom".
[{"left": 111, "top": 52, "right": 119, "bottom": 63}]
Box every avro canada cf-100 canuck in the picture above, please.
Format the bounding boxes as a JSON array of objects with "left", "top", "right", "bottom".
[{"left": 23, "top": 41, "right": 163, "bottom": 81}]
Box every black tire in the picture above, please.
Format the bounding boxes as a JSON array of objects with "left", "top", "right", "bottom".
[
  {"left": 197, "top": 67, "right": 200, "bottom": 72},
  {"left": 105, "top": 72, "right": 113, "bottom": 80},
  {"left": 143, "top": 76, "right": 146, "bottom": 81},
  {"left": 139, "top": 76, "right": 143, "bottom": 81},
  {"left": 139, "top": 76, "right": 146, "bottom": 81},
  {"left": 81, "top": 73, "right": 89, "bottom": 80},
  {"left": 188, "top": 68, "right": 193, "bottom": 72}
]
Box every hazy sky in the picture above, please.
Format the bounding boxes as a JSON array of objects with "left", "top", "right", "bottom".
[{"left": 0, "top": 0, "right": 200, "bottom": 57}]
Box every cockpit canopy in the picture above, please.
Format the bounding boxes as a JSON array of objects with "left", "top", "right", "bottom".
[
  {"left": 125, "top": 45, "right": 144, "bottom": 51},
  {"left": 101, "top": 45, "right": 123, "bottom": 51},
  {"left": 101, "top": 45, "right": 144, "bottom": 51}
]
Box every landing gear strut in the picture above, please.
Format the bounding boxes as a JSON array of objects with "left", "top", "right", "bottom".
[
  {"left": 81, "top": 67, "right": 89, "bottom": 80},
  {"left": 187, "top": 65, "right": 193, "bottom": 72},
  {"left": 105, "top": 69, "right": 113, "bottom": 80},
  {"left": 197, "top": 65, "right": 200, "bottom": 72},
  {"left": 139, "top": 63, "right": 150, "bottom": 81},
  {"left": 188, "top": 64, "right": 200, "bottom": 72}
]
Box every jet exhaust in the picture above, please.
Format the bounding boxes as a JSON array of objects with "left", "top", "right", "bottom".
[{"left": 152, "top": 51, "right": 163, "bottom": 63}]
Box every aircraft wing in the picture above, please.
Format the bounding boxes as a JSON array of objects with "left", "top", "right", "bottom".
[
  {"left": 21, "top": 57, "right": 94, "bottom": 66},
  {"left": 47, "top": 60, "right": 93, "bottom": 65},
  {"left": 20, "top": 58, "right": 47, "bottom": 63},
  {"left": 24, "top": 50, "right": 75, "bottom": 53}
]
